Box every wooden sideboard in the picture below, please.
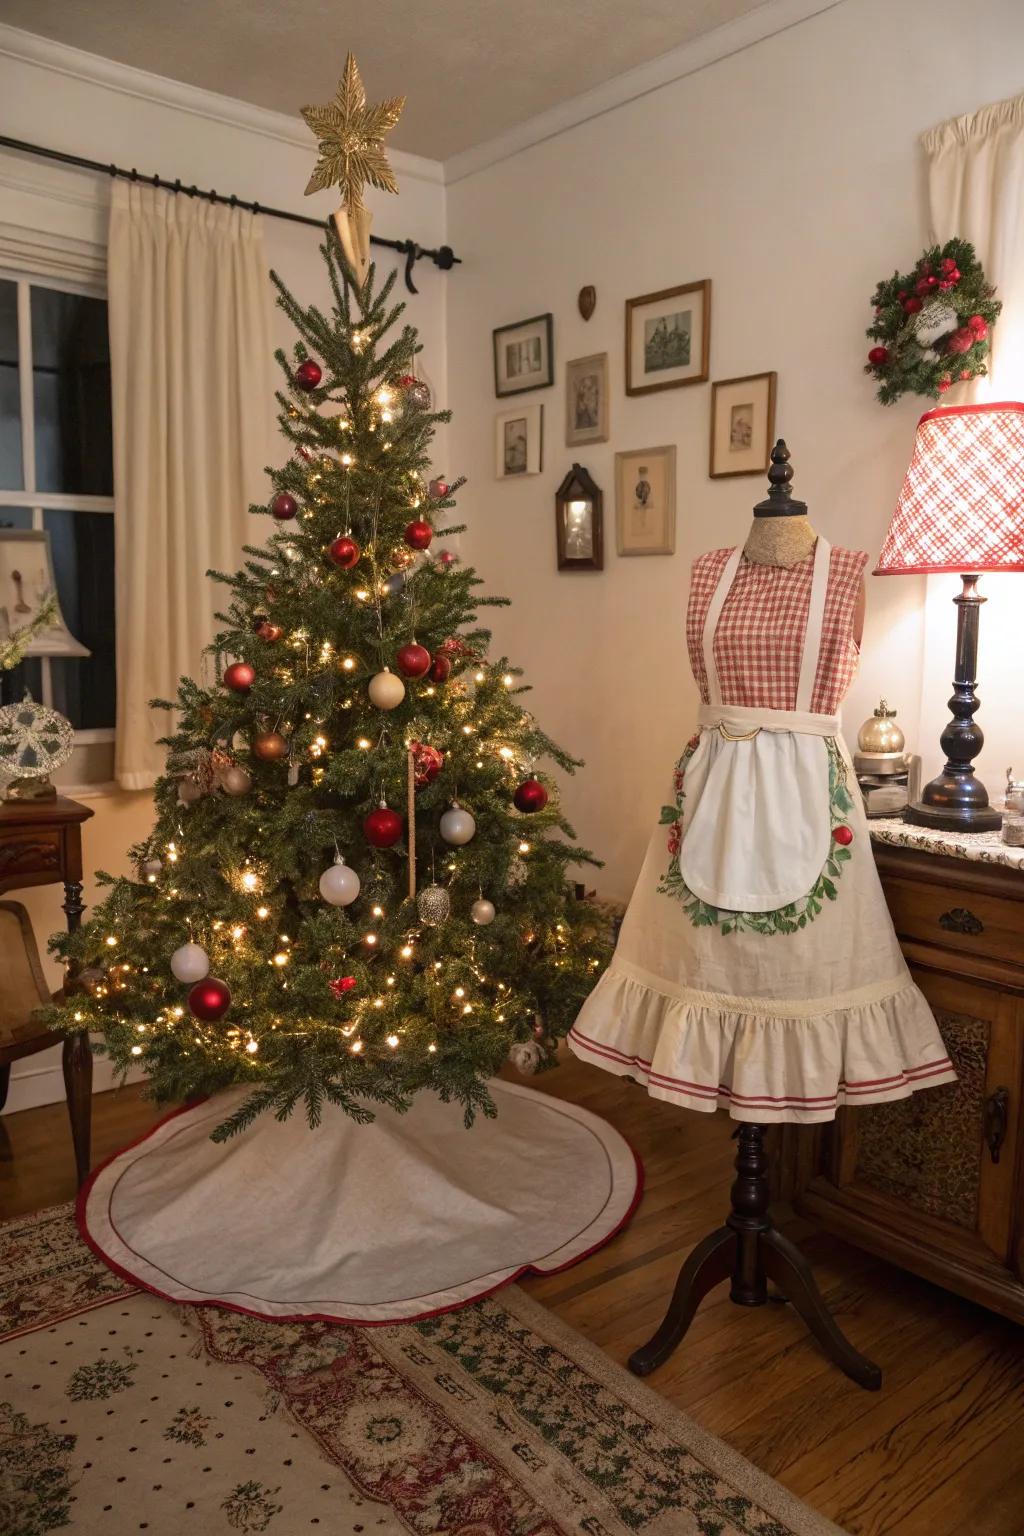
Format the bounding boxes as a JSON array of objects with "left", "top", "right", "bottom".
[{"left": 779, "top": 830, "right": 1024, "bottom": 1325}]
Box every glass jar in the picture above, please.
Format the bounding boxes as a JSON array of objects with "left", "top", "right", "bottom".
[{"left": 1002, "top": 769, "right": 1024, "bottom": 847}]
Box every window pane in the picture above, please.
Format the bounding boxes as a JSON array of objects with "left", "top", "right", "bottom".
[
  {"left": 32, "top": 288, "right": 113, "bottom": 496},
  {"left": 0, "top": 280, "right": 23, "bottom": 491},
  {"left": 44, "top": 509, "right": 116, "bottom": 730},
  {"left": 0, "top": 506, "right": 42, "bottom": 706}
]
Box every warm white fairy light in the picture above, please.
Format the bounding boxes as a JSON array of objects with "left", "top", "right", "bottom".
[
  {"left": 499, "top": 747, "right": 514, "bottom": 760},
  {"left": 428, "top": 1042, "right": 437, "bottom": 1053},
  {"left": 272, "top": 951, "right": 289, "bottom": 967},
  {"left": 350, "top": 1038, "right": 364, "bottom": 1053},
  {"left": 386, "top": 976, "right": 396, "bottom": 987},
  {"left": 241, "top": 869, "right": 260, "bottom": 892},
  {"left": 454, "top": 987, "right": 465, "bottom": 998},
  {"left": 372, "top": 905, "right": 384, "bottom": 917},
  {"left": 172, "top": 1006, "right": 184, "bottom": 1019},
  {"left": 73, "top": 1011, "right": 84, "bottom": 1023},
  {"left": 502, "top": 674, "right": 514, "bottom": 687},
  {"left": 373, "top": 998, "right": 384, "bottom": 1009},
  {"left": 256, "top": 906, "right": 270, "bottom": 919},
  {"left": 246, "top": 1038, "right": 258, "bottom": 1054},
  {"left": 519, "top": 841, "right": 531, "bottom": 854},
  {"left": 355, "top": 589, "right": 371, "bottom": 602},
  {"left": 386, "top": 1033, "right": 400, "bottom": 1048},
  {"left": 365, "top": 933, "right": 378, "bottom": 946},
  {"left": 357, "top": 737, "right": 372, "bottom": 750},
  {"left": 131, "top": 1044, "right": 143, "bottom": 1056},
  {"left": 400, "top": 944, "right": 414, "bottom": 959},
  {"left": 462, "top": 1004, "right": 473, "bottom": 1015},
  {"left": 474, "top": 670, "right": 485, "bottom": 683},
  {"left": 105, "top": 935, "right": 117, "bottom": 947},
  {"left": 231, "top": 925, "right": 245, "bottom": 941},
  {"left": 340, "top": 452, "right": 354, "bottom": 468},
  {"left": 342, "top": 656, "right": 356, "bottom": 671}
]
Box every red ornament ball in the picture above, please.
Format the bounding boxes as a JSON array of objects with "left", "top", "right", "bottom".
[
  {"left": 329, "top": 976, "right": 357, "bottom": 998},
  {"left": 252, "top": 730, "right": 288, "bottom": 761},
  {"left": 832, "top": 824, "right": 854, "bottom": 846},
  {"left": 363, "top": 806, "right": 404, "bottom": 848},
  {"left": 429, "top": 654, "right": 452, "bottom": 683},
  {"left": 327, "top": 535, "right": 361, "bottom": 569},
  {"left": 428, "top": 478, "right": 450, "bottom": 499},
  {"left": 271, "top": 492, "right": 298, "bottom": 521},
  {"left": 410, "top": 740, "right": 444, "bottom": 787},
  {"left": 902, "top": 297, "right": 923, "bottom": 315},
  {"left": 396, "top": 642, "right": 432, "bottom": 679},
  {"left": 223, "top": 661, "right": 255, "bottom": 693},
  {"left": 867, "top": 346, "right": 889, "bottom": 366},
  {"left": 256, "top": 621, "right": 283, "bottom": 643},
  {"left": 188, "top": 976, "right": 231, "bottom": 1021},
  {"left": 295, "top": 359, "right": 322, "bottom": 391},
  {"left": 514, "top": 778, "right": 549, "bottom": 814},
  {"left": 404, "top": 519, "right": 433, "bottom": 550}
]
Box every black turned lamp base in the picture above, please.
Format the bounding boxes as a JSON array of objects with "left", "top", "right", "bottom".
[
  {"left": 904, "top": 796, "right": 1001, "bottom": 833},
  {"left": 627, "top": 1125, "right": 882, "bottom": 1391}
]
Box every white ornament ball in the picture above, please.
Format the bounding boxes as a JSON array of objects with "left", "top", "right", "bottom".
[
  {"left": 319, "top": 857, "right": 361, "bottom": 907},
  {"left": 139, "top": 857, "right": 162, "bottom": 880},
  {"left": 221, "top": 765, "right": 252, "bottom": 796},
  {"left": 170, "top": 942, "right": 210, "bottom": 984},
  {"left": 471, "top": 898, "right": 496, "bottom": 926},
  {"left": 508, "top": 1040, "right": 542, "bottom": 1076},
  {"left": 440, "top": 804, "right": 476, "bottom": 845},
  {"left": 368, "top": 668, "right": 406, "bottom": 711},
  {"left": 417, "top": 883, "right": 451, "bottom": 926}
]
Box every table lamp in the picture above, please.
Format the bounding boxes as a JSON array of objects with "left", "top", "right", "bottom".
[{"left": 874, "top": 402, "right": 1024, "bottom": 832}]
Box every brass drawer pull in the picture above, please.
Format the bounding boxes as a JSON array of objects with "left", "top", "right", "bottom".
[
  {"left": 983, "top": 1088, "right": 1010, "bottom": 1164},
  {"left": 938, "top": 907, "right": 984, "bottom": 936}
]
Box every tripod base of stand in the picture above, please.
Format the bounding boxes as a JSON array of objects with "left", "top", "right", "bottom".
[{"left": 628, "top": 1124, "right": 881, "bottom": 1391}]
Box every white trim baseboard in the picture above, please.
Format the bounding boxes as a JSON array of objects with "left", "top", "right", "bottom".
[{"left": 3, "top": 1047, "right": 143, "bottom": 1117}]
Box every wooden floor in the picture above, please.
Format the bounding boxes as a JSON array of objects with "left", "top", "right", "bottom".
[{"left": 3, "top": 1055, "right": 1024, "bottom": 1536}]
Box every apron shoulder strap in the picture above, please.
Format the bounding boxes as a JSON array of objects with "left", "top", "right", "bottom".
[
  {"left": 700, "top": 548, "right": 742, "bottom": 706},
  {"left": 795, "top": 536, "right": 831, "bottom": 713}
]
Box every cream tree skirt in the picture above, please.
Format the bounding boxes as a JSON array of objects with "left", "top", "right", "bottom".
[{"left": 80, "top": 1079, "right": 641, "bottom": 1323}]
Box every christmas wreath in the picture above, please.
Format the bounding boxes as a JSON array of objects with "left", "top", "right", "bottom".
[{"left": 864, "top": 238, "right": 1000, "bottom": 406}]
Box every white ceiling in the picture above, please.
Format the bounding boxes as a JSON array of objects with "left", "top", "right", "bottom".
[{"left": 1, "top": 0, "right": 775, "bottom": 162}]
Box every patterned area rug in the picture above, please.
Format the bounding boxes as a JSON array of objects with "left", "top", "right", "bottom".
[{"left": 1, "top": 1204, "right": 845, "bottom": 1536}]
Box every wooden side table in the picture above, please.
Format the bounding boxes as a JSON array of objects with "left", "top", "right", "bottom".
[{"left": 0, "top": 796, "right": 95, "bottom": 1184}]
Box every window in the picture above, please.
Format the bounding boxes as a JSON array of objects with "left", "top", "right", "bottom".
[{"left": 0, "top": 272, "right": 115, "bottom": 778}]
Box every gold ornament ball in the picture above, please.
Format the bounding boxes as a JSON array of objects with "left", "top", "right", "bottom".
[
  {"left": 253, "top": 730, "right": 289, "bottom": 761},
  {"left": 857, "top": 699, "right": 905, "bottom": 756}
]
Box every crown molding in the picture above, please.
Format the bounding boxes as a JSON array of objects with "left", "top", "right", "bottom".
[
  {"left": 443, "top": 0, "right": 848, "bottom": 184},
  {"left": 0, "top": 23, "right": 444, "bottom": 187}
]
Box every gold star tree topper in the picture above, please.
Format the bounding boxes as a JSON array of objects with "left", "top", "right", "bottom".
[{"left": 302, "top": 55, "right": 404, "bottom": 285}]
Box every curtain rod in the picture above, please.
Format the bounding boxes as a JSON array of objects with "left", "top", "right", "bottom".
[{"left": 0, "top": 133, "right": 459, "bottom": 295}]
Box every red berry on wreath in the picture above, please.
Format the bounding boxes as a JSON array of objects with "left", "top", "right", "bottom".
[
  {"left": 404, "top": 519, "right": 433, "bottom": 550},
  {"left": 867, "top": 346, "right": 889, "bottom": 366},
  {"left": 429, "top": 654, "right": 452, "bottom": 684},
  {"left": 363, "top": 805, "right": 404, "bottom": 848},
  {"left": 223, "top": 661, "right": 255, "bottom": 693},
  {"left": 514, "top": 778, "right": 549, "bottom": 813},
  {"left": 903, "top": 297, "right": 922, "bottom": 314},
  {"left": 959, "top": 369, "right": 972, "bottom": 381},
  {"left": 968, "top": 314, "right": 988, "bottom": 338},
  {"left": 188, "top": 976, "right": 232, "bottom": 1021},
  {"left": 938, "top": 376, "right": 953, "bottom": 392},
  {"left": 396, "top": 642, "right": 431, "bottom": 679},
  {"left": 946, "top": 328, "right": 973, "bottom": 355},
  {"left": 832, "top": 824, "right": 854, "bottom": 846},
  {"left": 271, "top": 492, "right": 298, "bottom": 521},
  {"left": 327, "top": 535, "right": 361, "bottom": 569},
  {"left": 295, "top": 359, "right": 322, "bottom": 391},
  {"left": 941, "top": 257, "right": 957, "bottom": 274}
]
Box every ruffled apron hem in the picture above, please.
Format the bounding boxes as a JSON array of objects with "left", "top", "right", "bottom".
[{"left": 567, "top": 965, "right": 956, "bottom": 1125}]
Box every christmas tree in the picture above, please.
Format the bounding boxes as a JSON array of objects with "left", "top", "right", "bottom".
[{"left": 49, "top": 61, "right": 609, "bottom": 1139}]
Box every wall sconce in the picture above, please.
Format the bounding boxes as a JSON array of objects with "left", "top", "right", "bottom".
[{"left": 555, "top": 463, "right": 603, "bottom": 571}]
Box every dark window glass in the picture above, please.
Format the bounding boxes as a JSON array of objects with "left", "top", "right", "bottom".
[
  {"left": 0, "top": 281, "right": 23, "bottom": 491},
  {"left": 44, "top": 510, "right": 116, "bottom": 730},
  {"left": 0, "top": 506, "right": 42, "bottom": 706},
  {"left": 32, "top": 288, "right": 113, "bottom": 496}
]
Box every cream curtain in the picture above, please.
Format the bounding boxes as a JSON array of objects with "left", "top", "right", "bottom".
[
  {"left": 108, "top": 181, "right": 274, "bottom": 790},
  {"left": 923, "top": 92, "right": 1024, "bottom": 395}
]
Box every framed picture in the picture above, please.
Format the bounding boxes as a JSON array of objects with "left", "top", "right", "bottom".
[
  {"left": 709, "top": 372, "right": 777, "bottom": 478},
  {"left": 555, "top": 463, "right": 603, "bottom": 571},
  {"left": 495, "top": 403, "right": 544, "bottom": 479},
  {"left": 565, "top": 353, "right": 609, "bottom": 446},
  {"left": 625, "top": 280, "right": 711, "bottom": 395},
  {"left": 493, "top": 313, "right": 554, "bottom": 397},
  {"left": 615, "top": 446, "right": 676, "bottom": 556}
]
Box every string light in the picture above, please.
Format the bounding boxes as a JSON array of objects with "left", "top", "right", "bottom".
[
  {"left": 105, "top": 935, "right": 117, "bottom": 948},
  {"left": 256, "top": 906, "right": 270, "bottom": 919},
  {"left": 519, "top": 841, "right": 531, "bottom": 854},
  {"left": 365, "top": 933, "right": 378, "bottom": 946},
  {"left": 231, "top": 925, "right": 245, "bottom": 941},
  {"left": 400, "top": 944, "right": 414, "bottom": 959},
  {"left": 372, "top": 905, "right": 384, "bottom": 918},
  {"left": 386, "top": 1033, "right": 400, "bottom": 1048},
  {"left": 454, "top": 987, "right": 465, "bottom": 998},
  {"left": 131, "top": 1044, "right": 143, "bottom": 1056},
  {"left": 350, "top": 1039, "right": 364, "bottom": 1054},
  {"left": 340, "top": 452, "right": 354, "bottom": 468},
  {"left": 357, "top": 737, "right": 372, "bottom": 750},
  {"left": 272, "top": 951, "right": 289, "bottom": 967},
  {"left": 428, "top": 1043, "right": 437, "bottom": 1053},
  {"left": 245, "top": 1038, "right": 259, "bottom": 1054},
  {"left": 341, "top": 656, "right": 356, "bottom": 671},
  {"left": 502, "top": 674, "right": 514, "bottom": 687}
]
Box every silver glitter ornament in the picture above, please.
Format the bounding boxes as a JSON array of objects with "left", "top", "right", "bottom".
[
  {"left": 405, "top": 378, "right": 432, "bottom": 411},
  {"left": 416, "top": 883, "right": 451, "bottom": 926},
  {"left": 508, "top": 1040, "right": 542, "bottom": 1076}
]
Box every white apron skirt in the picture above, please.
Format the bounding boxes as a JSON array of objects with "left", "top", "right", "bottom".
[{"left": 569, "top": 538, "right": 956, "bottom": 1123}]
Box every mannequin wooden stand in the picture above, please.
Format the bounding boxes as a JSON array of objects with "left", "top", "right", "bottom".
[{"left": 628, "top": 1124, "right": 882, "bottom": 1390}]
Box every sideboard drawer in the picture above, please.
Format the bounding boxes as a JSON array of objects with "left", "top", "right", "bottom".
[
  {"left": 0, "top": 828, "right": 63, "bottom": 884},
  {"left": 883, "top": 877, "right": 1024, "bottom": 971}
]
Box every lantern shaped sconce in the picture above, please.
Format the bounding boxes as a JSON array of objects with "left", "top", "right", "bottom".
[{"left": 555, "top": 463, "right": 603, "bottom": 571}]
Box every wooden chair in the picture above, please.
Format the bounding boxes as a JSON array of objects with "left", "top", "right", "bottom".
[{"left": 0, "top": 900, "right": 91, "bottom": 1175}]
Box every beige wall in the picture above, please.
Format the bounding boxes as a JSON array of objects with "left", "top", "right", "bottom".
[{"left": 445, "top": 0, "right": 1024, "bottom": 902}]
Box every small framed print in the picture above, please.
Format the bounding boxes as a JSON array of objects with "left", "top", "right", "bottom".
[
  {"left": 495, "top": 403, "right": 544, "bottom": 479},
  {"left": 615, "top": 446, "right": 676, "bottom": 556},
  {"left": 710, "top": 372, "right": 777, "bottom": 478},
  {"left": 565, "top": 352, "right": 609, "bottom": 446},
  {"left": 493, "top": 313, "right": 554, "bottom": 397},
  {"left": 625, "top": 280, "right": 711, "bottom": 395}
]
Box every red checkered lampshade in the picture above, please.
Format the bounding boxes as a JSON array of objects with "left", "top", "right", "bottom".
[{"left": 875, "top": 402, "right": 1024, "bottom": 575}]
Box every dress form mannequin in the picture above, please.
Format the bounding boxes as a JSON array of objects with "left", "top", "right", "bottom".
[{"left": 744, "top": 439, "right": 865, "bottom": 645}]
